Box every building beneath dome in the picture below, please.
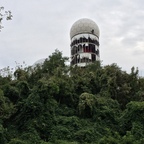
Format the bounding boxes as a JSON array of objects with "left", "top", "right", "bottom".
[{"left": 70, "top": 18, "right": 100, "bottom": 67}]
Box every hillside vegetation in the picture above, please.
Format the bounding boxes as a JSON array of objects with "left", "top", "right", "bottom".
[{"left": 0, "top": 50, "right": 144, "bottom": 144}]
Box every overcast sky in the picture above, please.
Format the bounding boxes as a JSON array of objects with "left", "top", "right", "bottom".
[{"left": 1, "top": 0, "right": 144, "bottom": 76}]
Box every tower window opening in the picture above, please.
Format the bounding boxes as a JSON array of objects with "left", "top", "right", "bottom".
[
  {"left": 86, "top": 46, "right": 88, "bottom": 52},
  {"left": 77, "top": 39, "right": 80, "bottom": 44},
  {"left": 80, "top": 37, "right": 83, "bottom": 43},
  {"left": 83, "top": 37, "right": 86, "bottom": 42},
  {"left": 92, "top": 54, "right": 96, "bottom": 61}
]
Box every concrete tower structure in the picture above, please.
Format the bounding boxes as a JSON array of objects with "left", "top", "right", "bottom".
[{"left": 70, "top": 18, "right": 100, "bottom": 67}]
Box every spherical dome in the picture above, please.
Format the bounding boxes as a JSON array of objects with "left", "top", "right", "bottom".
[
  {"left": 70, "top": 18, "right": 100, "bottom": 39},
  {"left": 32, "top": 58, "right": 46, "bottom": 68}
]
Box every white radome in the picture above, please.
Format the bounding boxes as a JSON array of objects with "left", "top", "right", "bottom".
[
  {"left": 70, "top": 18, "right": 100, "bottom": 39},
  {"left": 32, "top": 58, "right": 46, "bottom": 68}
]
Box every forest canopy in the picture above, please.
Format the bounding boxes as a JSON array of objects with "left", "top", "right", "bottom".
[{"left": 0, "top": 50, "right": 144, "bottom": 144}]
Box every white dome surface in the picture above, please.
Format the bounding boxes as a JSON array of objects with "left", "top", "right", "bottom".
[
  {"left": 70, "top": 18, "right": 100, "bottom": 39},
  {"left": 32, "top": 58, "right": 46, "bottom": 67}
]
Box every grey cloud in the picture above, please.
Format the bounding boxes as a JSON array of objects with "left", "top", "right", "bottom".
[{"left": 133, "top": 50, "right": 144, "bottom": 55}]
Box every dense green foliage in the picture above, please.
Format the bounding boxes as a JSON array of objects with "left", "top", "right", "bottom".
[{"left": 0, "top": 50, "right": 144, "bottom": 143}]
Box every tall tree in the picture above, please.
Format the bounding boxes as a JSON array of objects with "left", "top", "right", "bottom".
[{"left": 0, "top": 6, "right": 12, "bottom": 31}]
